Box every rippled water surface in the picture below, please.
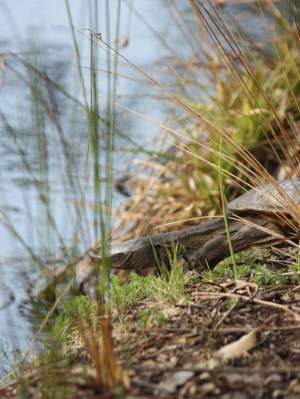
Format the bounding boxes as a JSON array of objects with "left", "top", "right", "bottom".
[{"left": 0, "top": 0, "right": 198, "bottom": 372}]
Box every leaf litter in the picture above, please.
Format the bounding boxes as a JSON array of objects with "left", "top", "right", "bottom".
[
  {"left": 110, "top": 253, "right": 300, "bottom": 398},
  {"left": 2, "top": 250, "right": 300, "bottom": 398}
]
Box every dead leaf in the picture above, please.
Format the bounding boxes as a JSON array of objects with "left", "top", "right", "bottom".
[
  {"left": 217, "top": 329, "right": 257, "bottom": 361},
  {"left": 204, "top": 330, "right": 257, "bottom": 369},
  {"left": 200, "top": 382, "right": 220, "bottom": 395},
  {"left": 162, "top": 306, "right": 182, "bottom": 319},
  {"left": 171, "top": 335, "right": 188, "bottom": 345}
]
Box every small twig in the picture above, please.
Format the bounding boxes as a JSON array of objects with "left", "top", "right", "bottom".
[
  {"left": 292, "top": 285, "right": 300, "bottom": 291},
  {"left": 214, "top": 297, "right": 239, "bottom": 328},
  {"left": 129, "top": 365, "right": 300, "bottom": 375},
  {"left": 191, "top": 291, "right": 300, "bottom": 321},
  {"left": 198, "top": 281, "right": 228, "bottom": 292},
  {"left": 140, "top": 324, "right": 300, "bottom": 334}
]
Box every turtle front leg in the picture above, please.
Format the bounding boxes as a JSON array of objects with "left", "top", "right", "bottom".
[{"left": 187, "top": 215, "right": 285, "bottom": 271}]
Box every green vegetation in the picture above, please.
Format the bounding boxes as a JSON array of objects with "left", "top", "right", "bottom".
[
  {"left": 202, "top": 253, "right": 294, "bottom": 288},
  {"left": 1, "top": 1, "right": 300, "bottom": 397},
  {"left": 111, "top": 263, "right": 191, "bottom": 318},
  {"left": 109, "top": 243, "right": 191, "bottom": 318},
  {"left": 137, "top": 308, "right": 167, "bottom": 328},
  {"left": 111, "top": 273, "right": 155, "bottom": 316}
]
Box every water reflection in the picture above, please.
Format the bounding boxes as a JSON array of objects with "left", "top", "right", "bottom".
[{"left": 0, "top": 0, "right": 194, "bottom": 372}]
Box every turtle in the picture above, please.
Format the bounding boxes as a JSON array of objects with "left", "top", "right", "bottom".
[
  {"left": 40, "top": 178, "right": 300, "bottom": 297},
  {"left": 228, "top": 178, "right": 300, "bottom": 214},
  {"left": 77, "top": 178, "right": 300, "bottom": 278}
]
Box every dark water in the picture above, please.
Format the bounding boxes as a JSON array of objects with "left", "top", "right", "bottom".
[{"left": 0, "top": 0, "right": 297, "bottom": 374}]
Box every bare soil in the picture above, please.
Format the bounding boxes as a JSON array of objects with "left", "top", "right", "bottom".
[
  {"left": 114, "top": 279, "right": 300, "bottom": 398},
  {"left": 1, "top": 252, "right": 300, "bottom": 399}
]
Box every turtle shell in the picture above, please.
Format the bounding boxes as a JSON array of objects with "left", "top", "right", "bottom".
[{"left": 228, "top": 178, "right": 300, "bottom": 213}]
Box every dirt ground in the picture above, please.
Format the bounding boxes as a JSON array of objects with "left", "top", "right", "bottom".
[
  {"left": 1, "top": 252, "right": 300, "bottom": 399},
  {"left": 78, "top": 257, "right": 300, "bottom": 399},
  {"left": 114, "top": 282, "right": 300, "bottom": 398}
]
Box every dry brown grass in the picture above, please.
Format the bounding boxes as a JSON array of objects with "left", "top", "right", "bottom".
[{"left": 113, "top": 1, "right": 300, "bottom": 244}]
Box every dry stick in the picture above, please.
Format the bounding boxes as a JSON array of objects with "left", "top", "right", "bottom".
[
  {"left": 141, "top": 324, "right": 300, "bottom": 334},
  {"left": 214, "top": 297, "right": 240, "bottom": 329},
  {"left": 191, "top": 291, "right": 300, "bottom": 321},
  {"left": 130, "top": 364, "right": 300, "bottom": 374},
  {"left": 215, "top": 283, "right": 258, "bottom": 329}
]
